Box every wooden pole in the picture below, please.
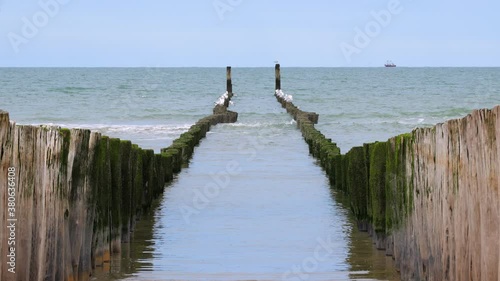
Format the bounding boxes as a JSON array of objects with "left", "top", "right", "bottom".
[
  {"left": 275, "top": 64, "right": 281, "bottom": 90},
  {"left": 226, "top": 66, "right": 232, "bottom": 94}
]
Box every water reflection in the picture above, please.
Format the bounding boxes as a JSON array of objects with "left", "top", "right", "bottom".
[
  {"left": 93, "top": 188, "right": 400, "bottom": 281},
  {"left": 92, "top": 88, "right": 399, "bottom": 280},
  {"left": 331, "top": 189, "right": 400, "bottom": 281},
  {"left": 92, "top": 130, "right": 400, "bottom": 281},
  {"left": 91, "top": 201, "right": 158, "bottom": 280}
]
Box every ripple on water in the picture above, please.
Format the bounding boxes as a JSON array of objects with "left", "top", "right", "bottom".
[{"left": 93, "top": 112, "right": 400, "bottom": 281}]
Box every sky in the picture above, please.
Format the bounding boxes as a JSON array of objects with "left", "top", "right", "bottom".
[{"left": 0, "top": 0, "right": 499, "bottom": 67}]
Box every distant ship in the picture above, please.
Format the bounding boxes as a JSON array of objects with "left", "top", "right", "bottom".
[{"left": 385, "top": 60, "right": 396, "bottom": 67}]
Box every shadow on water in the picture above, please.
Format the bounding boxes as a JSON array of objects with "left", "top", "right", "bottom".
[
  {"left": 91, "top": 193, "right": 164, "bottom": 281},
  {"left": 91, "top": 183, "right": 400, "bottom": 281},
  {"left": 330, "top": 188, "right": 400, "bottom": 281}
]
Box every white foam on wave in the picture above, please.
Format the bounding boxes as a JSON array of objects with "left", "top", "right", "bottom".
[
  {"left": 338, "top": 117, "right": 429, "bottom": 127},
  {"left": 397, "top": 117, "right": 426, "bottom": 125},
  {"left": 30, "top": 123, "right": 192, "bottom": 136},
  {"left": 221, "top": 120, "right": 295, "bottom": 128}
]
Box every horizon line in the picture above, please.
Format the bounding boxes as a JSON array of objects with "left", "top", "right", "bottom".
[{"left": 1, "top": 66, "right": 500, "bottom": 68}]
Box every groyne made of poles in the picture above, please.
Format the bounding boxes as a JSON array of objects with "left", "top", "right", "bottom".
[
  {"left": 0, "top": 67, "right": 237, "bottom": 281},
  {"left": 274, "top": 64, "right": 499, "bottom": 281}
]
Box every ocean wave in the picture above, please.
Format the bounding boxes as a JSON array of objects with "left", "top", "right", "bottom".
[
  {"left": 219, "top": 120, "right": 296, "bottom": 129},
  {"left": 46, "top": 86, "right": 99, "bottom": 94},
  {"left": 397, "top": 117, "right": 426, "bottom": 125},
  {"left": 29, "top": 123, "right": 192, "bottom": 135}
]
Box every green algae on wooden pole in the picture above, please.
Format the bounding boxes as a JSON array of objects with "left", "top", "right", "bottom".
[
  {"left": 226, "top": 66, "right": 232, "bottom": 94},
  {"left": 109, "top": 138, "right": 123, "bottom": 253},
  {"left": 346, "top": 146, "right": 369, "bottom": 231},
  {"left": 368, "top": 141, "right": 388, "bottom": 249},
  {"left": 275, "top": 63, "right": 281, "bottom": 90},
  {"left": 0, "top": 68, "right": 242, "bottom": 279},
  {"left": 119, "top": 140, "right": 133, "bottom": 242}
]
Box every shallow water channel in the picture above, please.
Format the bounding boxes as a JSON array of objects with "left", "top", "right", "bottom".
[{"left": 92, "top": 104, "right": 400, "bottom": 281}]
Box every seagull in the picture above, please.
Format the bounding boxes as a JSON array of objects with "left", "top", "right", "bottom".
[
  {"left": 214, "top": 91, "right": 230, "bottom": 105},
  {"left": 214, "top": 95, "right": 225, "bottom": 105},
  {"left": 275, "top": 89, "right": 286, "bottom": 99}
]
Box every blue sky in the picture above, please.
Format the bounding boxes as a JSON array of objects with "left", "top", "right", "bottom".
[{"left": 0, "top": 0, "right": 499, "bottom": 67}]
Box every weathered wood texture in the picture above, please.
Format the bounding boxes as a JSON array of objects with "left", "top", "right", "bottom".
[
  {"left": 0, "top": 90, "right": 237, "bottom": 280},
  {"left": 274, "top": 87, "right": 500, "bottom": 280},
  {"left": 336, "top": 107, "right": 499, "bottom": 280}
]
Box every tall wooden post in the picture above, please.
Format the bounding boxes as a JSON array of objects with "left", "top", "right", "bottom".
[
  {"left": 275, "top": 64, "right": 281, "bottom": 90},
  {"left": 226, "top": 66, "right": 232, "bottom": 94}
]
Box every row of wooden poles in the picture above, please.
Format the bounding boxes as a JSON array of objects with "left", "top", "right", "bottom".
[{"left": 225, "top": 64, "right": 283, "bottom": 91}]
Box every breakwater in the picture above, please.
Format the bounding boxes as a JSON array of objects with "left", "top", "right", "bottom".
[
  {"left": 274, "top": 78, "right": 499, "bottom": 279},
  {"left": 0, "top": 73, "right": 237, "bottom": 280}
]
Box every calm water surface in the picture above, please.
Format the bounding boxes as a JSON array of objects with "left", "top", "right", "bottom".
[{"left": 1, "top": 67, "right": 499, "bottom": 280}]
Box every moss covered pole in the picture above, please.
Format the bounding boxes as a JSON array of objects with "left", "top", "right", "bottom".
[
  {"left": 226, "top": 66, "right": 232, "bottom": 94},
  {"left": 275, "top": 63, "right": 281, "bottom": 90}
]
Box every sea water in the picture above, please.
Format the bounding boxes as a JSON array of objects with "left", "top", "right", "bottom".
[{"left": 1, "top": 67, "right": 499, "bottom": 280}]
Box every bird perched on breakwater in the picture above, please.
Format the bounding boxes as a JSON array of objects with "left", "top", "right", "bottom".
[
  {"left": 275, "top": 89, "right": 285, "bottom": 98},
  {"left": 275, "top": 89, "right": 293, "bottom": 102},
  {"left": 214, "top": 91, "right": 229, "bottom": 105}
]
